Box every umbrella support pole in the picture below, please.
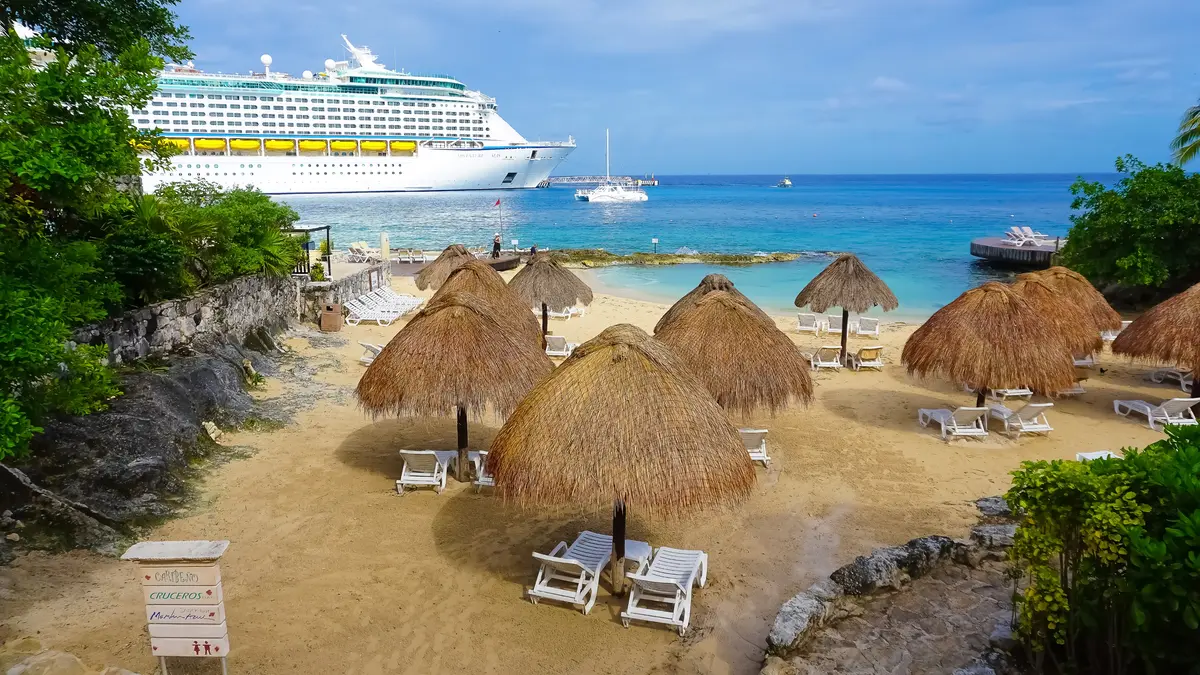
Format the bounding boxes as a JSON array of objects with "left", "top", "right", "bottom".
[
  {"left": 976, "top": 390, "right": 986, "bottom": 408},
  {"left": 840, "top": 308, "right": 850, "bottom": 365},
  {"left": 1192, "top": 378, "right": 1200, "bottom": 411},
  {"left": 542, "top": 303, "right": 549, "bottom": 347},
  {"left": 611, "top": 499, "right": 627, "bottom": 596},
  {"left": 456, "top": 405, "right": 469, "bottom": 482}
]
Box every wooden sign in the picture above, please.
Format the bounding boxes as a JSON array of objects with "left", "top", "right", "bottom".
[
  {"left": 123, "top": 540, "right": 231, "bottom": 671},
  {"left": 150, "top": 635, "right": 230, "bottom": 658},
  {"left": 139, "top": 564, "right": 221, "bottom": 586},
  {"left": 146, "top": 604, "right": 225, "bottom": 624},
  {"left": 143, "top": 583, "right": 223, "bottom": 606}
]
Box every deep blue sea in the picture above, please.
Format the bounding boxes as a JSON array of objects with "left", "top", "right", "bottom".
[{"left": 280, "top": 174, "right": 1114, "bottom": 320}]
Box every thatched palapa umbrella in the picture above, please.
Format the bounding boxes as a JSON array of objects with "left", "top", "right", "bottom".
[
  {"left": 655, "top": 273, "right": 772, "bottom": 333},
  {"left": 902, "top": 282, "right": 1076, "bottom": 407},
  {"left": 508, "top": 253, "right": 594, "bottom": 339},
  {"left": 488, "top": 324, "right": 754, "bottom": 592},
  {"left": 357, "top": 292, "right": 554, "bottom": 480},
  {"left": 415, "top": 243, "right": 474, "bottom": 290},
  {"left": 1010, "top": 273, "right": 1103, "bottom": 358},
  {"left": 1036, "top": 266, "right": 1122, "bottom": 335},
  {"left": 795, "top": 254, "right": 898, "bottom": 363},
  {"left": 432, "top": 259, "right": 543, "bottom": 348},
  {"left": 1113, "top": 282, "right": 1200, "bottom": 399},
  {"left": 655, "top": 291, "right": 813, "bottom": 417}
]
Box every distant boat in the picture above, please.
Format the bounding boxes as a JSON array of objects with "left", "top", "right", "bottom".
[
  {"left": 777, "top": 177, "right": 793, "bottom": 188},
  {"left": 574, "top": 129, "right": 648, "bottom": 203}
]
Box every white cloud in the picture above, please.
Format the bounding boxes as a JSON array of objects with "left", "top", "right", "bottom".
[{"left": 870, "top": 76, "right": 909, "bottom": 93}]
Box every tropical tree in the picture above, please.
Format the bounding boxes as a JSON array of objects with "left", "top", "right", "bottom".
[{"left": 1170, "top": 101, "right": 1200, "bottom": 166}]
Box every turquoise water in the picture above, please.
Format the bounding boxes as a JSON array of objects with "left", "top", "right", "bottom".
[{"left": 280, "top": 174, "right": 1111, "bottom": 319}]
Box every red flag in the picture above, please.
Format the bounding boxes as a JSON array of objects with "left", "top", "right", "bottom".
[{"left": 494, "top": 199, "right": 501, "bottom": 206}]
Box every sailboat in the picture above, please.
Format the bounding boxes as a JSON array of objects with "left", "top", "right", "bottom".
[{"left": 574, "top": 129, "right": 648, "bottom": 203}]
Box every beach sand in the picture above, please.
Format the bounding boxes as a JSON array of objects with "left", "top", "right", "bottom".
[{"left": 0, "top": 273, "right": 1169, "bottom": 674}]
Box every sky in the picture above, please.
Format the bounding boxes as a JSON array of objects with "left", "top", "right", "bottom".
[{"left": 175, "top": 0, "right": 1200, "bottom": 175}]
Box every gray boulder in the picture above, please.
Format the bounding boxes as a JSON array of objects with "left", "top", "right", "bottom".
[
  {"left": 971, "top": 524, "right": 1017, "bottom": 549},
  {"left": 0, "top": 465, "right": 122, "bottom": 553},
  {"left": 830, "top": 535, "right": 954, "bottom": 595},
  {"left": 976, "top": 496, "right": 1012, "bottom": 518}
]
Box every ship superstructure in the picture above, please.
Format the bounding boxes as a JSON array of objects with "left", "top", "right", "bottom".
[{"left": 132, "top": 35, "right": 574, "bottom": 194}]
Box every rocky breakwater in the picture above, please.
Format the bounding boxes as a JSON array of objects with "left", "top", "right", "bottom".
[
  {"left": 0, "top": 339, "right": 283, "bottom": 559},
  {"left": 762, "top": 497, "right": 1020, "bottom": 675}
]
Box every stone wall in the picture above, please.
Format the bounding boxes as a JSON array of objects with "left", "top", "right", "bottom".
[
  {"left": 73, "top": 275, "right": 298, "bottom": 364},
  {"left": 295, "top": 263, "right": 390, "bottom": 322}
]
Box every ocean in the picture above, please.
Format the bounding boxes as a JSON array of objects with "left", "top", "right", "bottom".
[{"left": 280, "top": 174, "right": 1112, "bottom": 320}]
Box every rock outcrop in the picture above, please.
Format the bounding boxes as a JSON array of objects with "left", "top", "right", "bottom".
[{"left": 2, "top": 339, "right": 283, "bottom": 556}]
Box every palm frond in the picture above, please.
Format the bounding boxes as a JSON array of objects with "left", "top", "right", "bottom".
[{"left": 1170, "top": 104, "right": 1200, "bottom": 166}]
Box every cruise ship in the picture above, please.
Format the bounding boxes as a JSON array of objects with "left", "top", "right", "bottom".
[{"left": 131, "top": 36, "right": 575, "bottom": 194}]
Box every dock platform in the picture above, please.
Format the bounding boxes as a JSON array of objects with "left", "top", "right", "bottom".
[{"left": 969, "top": 237, "right": 1060, "bottom": 268}]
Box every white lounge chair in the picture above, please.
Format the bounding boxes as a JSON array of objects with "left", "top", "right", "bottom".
[
  {"left": 545, "top": 335, "right": 577, "bottom": 358},
  {"left": 621, "top": 547, "right": 708, "bottom": 636},
  {"left": 344, "top": 299, "right": 399, "bottom": 326},
  {"left": 1021, "top": 226, "right": 1053, "bottom": 244},
  {"left": 854, "top": 317, "right": 880, "bottom": 338},
  {"left": 987, "top": 387, "right": 1033, "bottom": 401},
  {"left": 359, "top": 342, "right": 384, "bottom": 365},
  {"left": 1151, "top": 368, "right": 1194, "bottom": 392},
  {"left": 1056, "top": 380, "right": 1087, "bottom": 396},
  {"left": 989, "top": 402, "right": 1054, "bottom": 437},
  {"left": 918, "top": 407, "right": 989, "bottom": 439},
  {"left": 528, "top": 531, "right": 613, "bottom": 614},
  {"left": 796, "top": 313, "right": 824, "bottom": 335},
  {"left": 396, "top": 450, "right": 448, "bottom": 494},
  {"left": 1101, "top": 320, "right": 1132, "bottom": 342},
  {"left": 807, "top": 345, "right": 843, "bottom": 371},
  {"left": 1073, "top": 353, "right": 1097, "bottom": 368},
  {"left": 826, "top": 314, "right": 843, "bottom": 334},
  {"left": 1077, "top": 450, "right": 1118, "bottom": 461},
  {"left": 471, "top": 450, "right": 495, "bottom": 492},
  {"left": 1003, "top": 227, "right": 1038, "bottom": 247},
  {"left": 849, "top": 346, "right": 884, "bottom": 371},
  {"left": 547, "top": 306, "right": 584, "bottom": 320},
  {"left": 739, "top": 429, "right": 770, "bottom": 467},
  {"left": 1113, "top": 398, "right": 1200, "bottom": 430}
]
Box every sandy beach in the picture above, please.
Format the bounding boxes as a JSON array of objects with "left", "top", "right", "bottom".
[{"left": 0, "top": 272, "right": 1169, "bottom": 675}]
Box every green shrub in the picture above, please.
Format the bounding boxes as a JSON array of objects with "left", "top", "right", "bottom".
[
  {"left": 319, "top": 239, "right": 331, "bottom": 257},
  {"left": 1060, "top": 156, "right": 1200, "bottom": 292},
  {"left": 1006, "top": 426, "right": 1200, "bottom": 674},
  {"left": 309, "top": 262, "right": 326, "bottom": 282},
  {"left": 102, "top": 227, "right": 188, "bottom": 307}
]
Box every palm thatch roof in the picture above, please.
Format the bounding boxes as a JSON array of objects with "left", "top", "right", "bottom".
[
  {"left": 901, "top": 282, "right": 1076, "bottom": 394},
  {"left": 654, "top": 274, "right": 772, "bottom": 334},
  {"left": 488, "top": 324, "right": 755, "bottom": 516},
  {"left": 794, "top": 253, "right": 898, "bottom": 314},
  {"left": 655, "top": 291, "right": 813, "bottom": 417},
  {"left": 356, "top": 291, "right": 554, "bottom": 418},
  {"left": 1010, "top": 273, "right": 1103, "bottom": 356},
  {"left": 1035, "top": 266, "right": 1122, "bottom": 332},
  {"left": 414, "top": 244, "right": 474, "bottom": 290},
  {"left": 1112, "top": 282, "right": 1200, "bottom": 372},
  {"left": 430, "top": 259, "right": 542, "bottom": 347},
  {"left": 507, "top": 253, "right": 594, "bottom": 312}
]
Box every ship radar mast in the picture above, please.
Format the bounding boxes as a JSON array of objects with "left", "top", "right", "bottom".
[{"left": 340, "top": 34, "right": 383, "bottom": 70}]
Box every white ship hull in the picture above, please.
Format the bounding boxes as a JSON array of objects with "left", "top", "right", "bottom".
[{"left": 143, "top": 143, "right": 573, "bottom": 194}]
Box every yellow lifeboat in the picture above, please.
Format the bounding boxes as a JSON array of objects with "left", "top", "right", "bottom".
[
  {"left": 264, "top": 139, "right": 295, "bottom": 151},
  {"left": 164, "top": 138, "right": 191, "bottom": 150},
  {"left": 193, "top": 139, "right": 227, "bottom": 150},
  {"left": 360, "top": 140, "right": 386, "bottom": 152},
  {"left": 299, "top": 140, "right": 327, "bottom": 151},
  {"left": 330, "top": 140, "right": 358, "bottom": 152},
  {"left": 229, "top": 139, "right": 261, "bottom": 151},
  {"left": 390, "top": 141, "right": 417, "bottom": 152}
]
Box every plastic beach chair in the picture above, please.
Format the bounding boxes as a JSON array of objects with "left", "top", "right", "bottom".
[
  {"left": 621, "top": 547, "right": 708, "bottom": 635},
  {"left": 528, "top": 531, "right": 613, "bottom": 614}
]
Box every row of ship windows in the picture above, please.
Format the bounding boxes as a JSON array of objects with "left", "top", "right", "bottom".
[
  {"left": 137, "top": 112, "right": 485, "bottom": 126},
  {"left": 137, "top": 120, "right": 489, "bottom": 134},
  {"left": 143, "top": 102, "right": 481, "bottom": 119},
  {"left": 153, "top": 93, "right": 487, "bottom": 110},
  {"left": 177, "top": 163, "right": 402, "bottom": 168},
  {"left": 165, "top": 171, "right": 408, "bottom": 178}
]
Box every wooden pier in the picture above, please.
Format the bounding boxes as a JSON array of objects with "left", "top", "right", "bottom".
[{"left": 969, "top": 237, "right": 1061, "bottom": 268}]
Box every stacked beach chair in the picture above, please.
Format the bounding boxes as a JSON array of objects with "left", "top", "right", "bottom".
[{"left": 344, "top": 289, "right": 424, "bottom": 326}]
